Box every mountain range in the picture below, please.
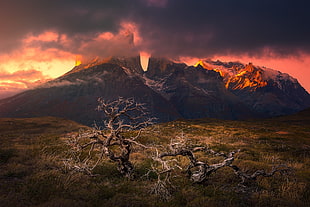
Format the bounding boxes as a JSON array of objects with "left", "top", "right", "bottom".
[{"left": 0, "top": 56, "right": 309, "bottom": 126}]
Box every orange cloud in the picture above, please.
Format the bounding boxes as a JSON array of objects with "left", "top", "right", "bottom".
[
  {"left": 0, "top": 31, "right": 76, "bottom": 79},
  {"left": 0, "top": 30, "right": 75, "bottom": 99},
  {"left": 23, "top": 31, "right": 59, "bottom": 43},
  {"left": 96, "top": 32, "right": 114, "bottom": 41},
  {"left": 76, "top": 22, "right": 140, "bottom": 59},
  {"left": 0, "top": 23, "right": 142, "bottom": 98},
  {"left": 0, "top": 69, "right": 48, "bottom": 81},
  {"left": 0, "top": 69, "right": 52, "bottom": 98}
]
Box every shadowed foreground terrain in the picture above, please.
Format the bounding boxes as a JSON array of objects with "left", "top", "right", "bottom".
[{"left": 0, "top": 112, "right": 309, "bottom": 207}]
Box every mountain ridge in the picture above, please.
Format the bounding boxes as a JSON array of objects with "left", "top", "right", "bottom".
[
  {"left": 0, "top": 56, "right": 309, "bottom": 126},
  {"left": 196, "top": 59, "right": 310, "bottom": 116}
]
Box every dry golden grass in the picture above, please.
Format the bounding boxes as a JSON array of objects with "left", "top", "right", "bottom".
[{"left": 0, "top": 113, "right": 309, "bottom": 206}]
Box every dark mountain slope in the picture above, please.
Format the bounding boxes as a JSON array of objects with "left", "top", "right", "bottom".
[
  {"left": 200, "top": 60, "right": 310, "bottom": 117},
  {"left": 0, "top": 56, "right": 309, "bottom": 126},
  {"left": 0, "top": 63, "right": 181, "bottom": 126},
  {"left": 144, "top": 58, "right": 258, "bottom": 119}
]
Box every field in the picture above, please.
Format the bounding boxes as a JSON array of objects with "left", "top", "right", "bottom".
[{"left": 0, "top": 112, "right": 309, "bottom": 207}]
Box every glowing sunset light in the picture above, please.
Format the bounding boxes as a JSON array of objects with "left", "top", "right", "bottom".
[
  {"left": 193, "top": 60, "right": 205, "bottom": 67},
  {"left": 96, "top": 32, "right": 114, "bottom": 40},
  {"left": 0, "top": 0, "right": 309, "bottom": 98},
  {"left": 0, "top": 43, "right": 76, "bottom": 98},
  {"left": 214, "top": 54, "right": 310, "bottom": 93},
  {"left": 180, "top": 53, "right": 310, "bottom": 93},
  {"left": 140, "top": 51, "right": 151, "bottom": 71},
  {"left": 235, "top": 71, "right": 247, "bottom": 77},
  {"left": 0, "top": 2, "right": 309, "bottom": 205},
  {"left": 193, "top": 60, "right": 213, "bottom": 70},
  {"left": 75, "top": 55, "right": 82, "bottom": 66},
  {"left": 0, "top": 80, "right": 28, "bottom": 88},
  {"left": 213, "top": 68, "right": 224, "bottom": 77},
  {"left": 23, "top": 31, "right": 59, "bottom": 43}
]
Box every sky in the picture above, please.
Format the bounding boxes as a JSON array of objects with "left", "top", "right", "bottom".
[{"left": 0, "top": 0, "right": 310, "bottom": 98}]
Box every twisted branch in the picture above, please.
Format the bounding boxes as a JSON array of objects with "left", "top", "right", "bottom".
[{"left": 64, "top": 97, "right": 155, "bottom": 178}]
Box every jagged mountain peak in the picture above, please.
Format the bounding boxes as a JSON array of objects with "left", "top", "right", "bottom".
[
  {"left": 0, "top": 57, "right": 309, "bottom": 125},
  {"left": 64, "top": 55, "right": 145, "bottom": 77},
  {"left": 225, "top": 63, "right": 267, "bottom": 91},
  {"left": 205, "top": 60, "right": 245, "bottom": 70},
  {"left": 64, "top": 56, "right": 113, "bottom": 76},
  {"left": 194, "top": 60, "right": 213, "bottom": 70},
  {"left": 193, "top": 59, "right": 302, "bottom": 91},
  {"left": 145, "top": 57, "right": 187, "bottom": 79},
  {"left": 109, "top": 56, "right": 144, "bottom": 74}
]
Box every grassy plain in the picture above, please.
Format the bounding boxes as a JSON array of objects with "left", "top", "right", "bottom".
[{"left": 0, "top": 111, "right": 309, "bottom": 207}]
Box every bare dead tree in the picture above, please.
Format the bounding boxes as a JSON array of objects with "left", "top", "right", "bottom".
[
  {"left": 147, "top": 134, "right": 290, "bottom": 199},
  {"left": 63, "top": 98, "right": 290, "bottom": 200},
  {"left": 64, "top": 97, "right": 155, "bottom": 178},
  {"left": 144, "top": 147, "right": 180, "bottom": 201},
  {"left": 229, "top": 164, "right": 290, "bottom": 187}
]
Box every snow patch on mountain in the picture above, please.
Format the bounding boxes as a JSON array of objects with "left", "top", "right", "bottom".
[
  {"left": 121, "top": 66, "right": 134, "bottom": 77},
  {"left": 262, "top": 67, "right": 297, "bottom": 82},
  {"left": 141, "top": 74, "right": 172, "bottom": 99},
  {"left": 39, "top": 79, "right": 85, "bottom": 88}
]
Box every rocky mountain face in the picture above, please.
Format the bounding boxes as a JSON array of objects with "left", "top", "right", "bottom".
[
  {"left": 200, "top": 60, "right": 310, "bottom": 117},
  {"left": 0, "top": 56, "right": 309, "bottom": 126},
  {"left": 0, "top": 59, "right": 181, "bottom": 126},
  {"left": 143, "top": 58, "right": 256, "bottom": 120}
]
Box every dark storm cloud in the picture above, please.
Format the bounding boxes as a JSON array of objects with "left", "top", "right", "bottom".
[
  {"left": 134, "top": 0, "right": 310, "bottom": 57},
  {"left": 1, "top": 0, "right": 310, "bottom": 57},
  {"left": 0, "top": 0, "right": 135, "bottom": 53}
]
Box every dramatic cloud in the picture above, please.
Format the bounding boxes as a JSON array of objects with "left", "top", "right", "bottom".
[
  {"left": 0, "top": 32, "right": 74, "bottom": 98},
  {"left": 0, "top": 69, "right": 47, "bottom": 81},
  {"left": 0, "top": 0, "right": 310, "bottom": 92},
  {"left": 1, "top": 0, "right": 309, "bottom": 57},
  {"left": 135, "top": 0, "right": 310, "bottom": 58},
  {"left": 0, "top": 69, "right": 51, "bottom": 98},
  {"left": 21, "top": 22, "right": 140, "bottom": 60}
]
